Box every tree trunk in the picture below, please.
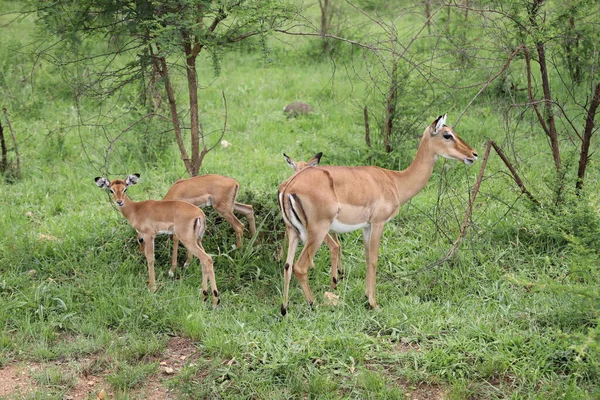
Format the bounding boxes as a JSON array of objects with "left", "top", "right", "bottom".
[
  {"left": 364, "top": 105, "right": 371, "bottom": 148},
  {"left": 576, "top": 82, "right": 600, "bottom": 192},
  {"left": 184, "top": 39, "right": 202, "bottom": 176},
  {"left": 153, "top": 51, "right": 193, "bottom": 176},
  {"left": 319, "top": 0, "right": 332, "bottom": 53},
  {"left": 0, "top": 119, "right": 6, "bottom": 172},
  {"left": 536, "top": 42, "right": 562, "bottom": 175},
  {"left": 527, "top": 0, "right": 563, "bottom": 201},
  {"left": 383, "top": 60, "right": 398, "bottom": 153}
]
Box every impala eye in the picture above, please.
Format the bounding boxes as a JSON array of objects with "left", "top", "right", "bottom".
[
  {"left": 109, "top": 189, "right": 114, "bottom": 194},
  {"left": 443, "top": 133, "right": 454, "bottom": 140}
]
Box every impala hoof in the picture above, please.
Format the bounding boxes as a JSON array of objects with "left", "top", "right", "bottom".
[
  {"left": 168, "top": 270, "right": 175, "bottom": 278},
  {"left": 281, "top": 304, "right": 287, "bottom": 316}
]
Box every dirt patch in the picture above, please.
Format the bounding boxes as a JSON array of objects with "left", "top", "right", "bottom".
[
  {"left": 0, "top": 336, "right": 203, "bottom": 399},
  {"left": 0, "top": 364, "right": 37, "bottom": 398},
  {"left": 65, "top": 372, "right": 114, "bottom": 400},
  {"left": 129, "top": 336, "right": 203, "bottom": 400},
  {"left": 403, "top": 382, "right": 446, "bottom": 400}
]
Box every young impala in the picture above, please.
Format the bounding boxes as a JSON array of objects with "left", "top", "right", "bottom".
[
  {"left": 95, "top": 174, "right": 219, "bottom": 306},
  {"left": 157, "top": 174, "right": 256, "bottom": 277},
  {"left": 280, "top": 152, "right": 343, "bottom": 289},
  {"left": 278, "top": 115, "right": 478, "bottom": 315}
]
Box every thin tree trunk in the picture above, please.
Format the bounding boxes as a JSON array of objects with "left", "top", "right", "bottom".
[
  {"left": 2, "top": 108, "right": 19, "bottom": 173},
  {"left": 576, "top": 82, "right": 600, "bottom": 192},
  {"left": 319, "top": 0, "right": 332, "bottom": 53},
  {"left": 0, "top": 119, "right": 7, "bottom": 172},
  {"left": 383, "top": 60, "right": 398, "bottom": 153},
  {"left": 152, "top": 49, "right": 193, "bottom": 176},
  {"left": 536, "top": 43, "right": 562, "bottom": 174},
  {"left": 183, "top": 38, "right": 202, "bottom": 176},
  {"left": 527, "top": 0, "right": 563, "bottom": 198},
  {"left": 364, "top": 105, "right": 371, "bottom": 148}
]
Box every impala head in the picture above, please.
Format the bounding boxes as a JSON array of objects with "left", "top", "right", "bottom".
[
  {"left": 427, "top": 114, "right": 478, "bottom": 165},
  {"left": 284, "top": 152, "right": 323, "bottom": 172},
  {"left": 95, "top": 173, "right": 140, "bottom": 207}
]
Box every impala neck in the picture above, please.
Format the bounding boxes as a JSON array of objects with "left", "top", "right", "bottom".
[
  {"left": 392, "top": 132, "right": 438, "bottom": 202},
  {"left": 118, "top": 194, "right": 138, "bottom": 222}
]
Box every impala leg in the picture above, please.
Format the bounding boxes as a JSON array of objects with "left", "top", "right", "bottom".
[
  {"left": 324, "top": 233, "right": 341, "bottom": 289},
  {"left": 363, "top": 223, "right": 384, "bottom": 310},
  {"left": 183, "top": 237, "right": 194, "bottom": 269},
  {"left": 234, "top": 202, "right": 256, "bottom": 239},
  {"left": 219, "top": 209, "right": 246, "bottom": 249},
  {"left": 276, "top": 230, "right": 287, "bottom": 262},
  {"left": 191, "top": 243, "right": 219, "bottom": 307},
  {"left": 293, "top": 227, "right": 329, "bottom": 310},
  {"left": 142, "top": 235, "right": 157, "bottom": 293},
  {"left": 281, "top": 226, "right": 299, "bottom": 316},
  {"left": 331, "top": 233, "right": 342, "bottom": 278},
  {"left": 170, "top": 235, "right": 179, "bottom": 277},
  {"left": 137, "top": 234, "right": 144, "bottom": 253}
]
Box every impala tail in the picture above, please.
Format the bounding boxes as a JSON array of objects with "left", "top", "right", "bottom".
[
  {"left": 194, "top": 216, "right": 206, "bottom": 240},
  {"left": 279, "top": 191, "right": 308, "bottom": 243}
]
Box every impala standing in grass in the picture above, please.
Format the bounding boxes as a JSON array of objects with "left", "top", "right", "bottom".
[
  {"left": 280, "top": 152, "right": 343, "bottom": 289},
  {"left": 95, "top": 174, "right": 220, "bottom": 306},
  {"left": 278, "top": 115, "right": 478, "bottom": 315},
  {"left": 157, "top": 174, "right": 256, "bottom": 277}
]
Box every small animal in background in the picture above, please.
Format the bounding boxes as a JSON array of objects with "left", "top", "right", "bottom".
[
  {"left": 283, "top": 102, "right": 313, "bottom": 118},
  {"left": 278, "top": 114, "right": 479, "bottom": 315},
  {"left": 95, "top": 174, "right": 220, "bottom": 305}
]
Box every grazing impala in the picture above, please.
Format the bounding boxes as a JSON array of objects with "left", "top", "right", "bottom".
[
  {"left": 95, "top": 174, "right": 219, "bottom": 305},
  {"left": 158, "top": 174, "right": 256, "bottom": 277},
  {"left": 278, "top": 115, "right": 478, "bottom": 315},
  {"left": 280, "top": 152, "right": 343, "bottom": 289}
]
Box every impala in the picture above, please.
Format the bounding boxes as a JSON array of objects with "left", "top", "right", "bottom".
[
  {"left": 280, "top": 152, "right": 343, "bottom": 289},
  {"left": 278, "top": 114, "right": 478, "bottom": 315},
  {"left": 158, "top": 174, "right": 256, "bottom": 277},
  {"left": 95, "top": 174, "right": 219, "bottom": 305}
]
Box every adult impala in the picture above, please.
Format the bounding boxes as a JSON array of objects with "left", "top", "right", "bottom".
[
  {"left": 158, "top": 174, "right": 256, "bottom": 277},
  {"left": 278, "top": 115, "right": 478, "bottom": 315},
  {"left": 280, "top": 152, "right": 343, "bottom": 289},
  {"left": 95, "top": 174, "right": 220, "bottom": 305}
]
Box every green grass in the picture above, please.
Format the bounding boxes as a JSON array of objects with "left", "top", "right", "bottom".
[{"left": 1, "top": 0, "right": 600, "bottom": 398}]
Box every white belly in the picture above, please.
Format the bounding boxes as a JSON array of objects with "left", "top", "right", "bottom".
[{"left": 330, "top": 219, "right": 369, "bottom": 233}]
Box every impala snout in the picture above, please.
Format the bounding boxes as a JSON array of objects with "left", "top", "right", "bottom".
[
  {"left": 464, "top": 151, "right": 478, "bottom": 165},
  {"left": 116, "top": 199, "right": 125, "bottom": 207}
]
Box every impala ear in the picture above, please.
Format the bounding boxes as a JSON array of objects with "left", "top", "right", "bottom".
[
  {"left": 284, "top": 153, "right": 297, "bottom": 170},
  {"left": 126, "top": 173, "right": 140, "bottom": 186},
  {"left": 433, "top": 114, "right": 448, "bottom": 135},
  {"left": 94, "top": 177, "right": 110, "bottom": 189},
  {"left": 306, "top": 152, "right": 323, "bottom": 167}
]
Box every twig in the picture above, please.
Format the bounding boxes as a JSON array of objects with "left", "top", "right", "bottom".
[
  {"left": 399, "top": 141, "right": 491, "bottom": 278},
  {"left": 455, "top": 44, "right": 524, "bottom": 126},
  {"left": 489, "top": 141, "right": 540, "bottom": 206},
  {"left": 399, "top": 139, "right": 540, "bottom": 278}
]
